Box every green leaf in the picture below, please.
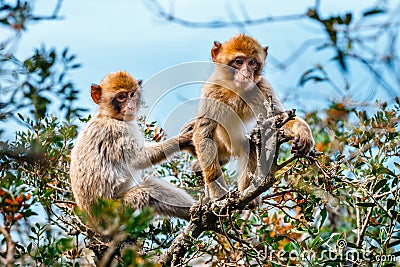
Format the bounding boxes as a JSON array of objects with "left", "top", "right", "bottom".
[
  {"left": 377, "top": 167, "right": 396, "bottom": 177},
  {"left": 388, "top": 240, "right": 400, "bottom": 248},
  {"left": 394, "top": 162, "right": 400, "bottom": 172},
  {"left": 335, "top": 50, "right": 347, "bottom": 72},
  {"left": 273, "top": 235, "right": 285, "bottom": 243},
  {"left": 344, "top": 13, "right": 352, "bottom": 25},
  {"left": 373, "top": 179, "right": 387, "bottom": 193},
  {"left": 392, "top": 177, "right": 398, "bottom": 187},
  {"left": 17, "top": 113, "right": 24, "bottom": 121},
  {"left": 356, "top": 202, "right": 376, "bottom": 207},
  {"left": 27, "top": 243, "right": 33, "bottom": 253},
  {"left": 362, "top": 8, "right": 386, "bottom": 17},
  {"left": 387, "top": 199, "right": 396, "bottom": 210},
  {"left": 320, "top": 208, "right": 327, "bottom": 229},
  {"left": 390, "top": 210, "right": 400, "bottom": 223},
  {"left": 310, "top": 234, "right": 322, "bottom": 249}
]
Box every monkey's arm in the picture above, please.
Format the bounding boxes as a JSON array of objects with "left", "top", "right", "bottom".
[
  {"left": 282, "top": 117, "right": 315, "bottom": 155},
  {"left": 132, "top": 126, "right": 194, "bottom": 169},
  {"left": 260, "top": 78, "right": 315, "bottom": 155},
  {"left": 145, "top": 137, "right": 184, "bottom": 165}
]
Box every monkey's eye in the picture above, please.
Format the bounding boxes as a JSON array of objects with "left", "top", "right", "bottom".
[
  {"left": 116, "top": 92, "right": 127, "bottom": 102},
  {"left": 129, "top": 92, "right": 136, "bottom": 98},
  {"left": 234, "top": 58, "right": 243, "bottom": 65},
  {"left": 249, "top": 59, "right": 257, "bottom": 66}
]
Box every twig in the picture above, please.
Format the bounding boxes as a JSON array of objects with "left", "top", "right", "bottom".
[
  {"left": 356, "top": 206, "right": 374, "bottom": 247},
  {"left": 31, "top": 0, "right": 64, "bottom": 21},
  {"left": 99, "top": 232, "right": 127, "bottom": 267},
  {"left": 277, "top": 156, "right": 297, "bottom": 170},
  {"left": 146, "top": 0, "right": 307, "bottom": 29},
  {"left": 0, "top": 225, "right": 16, "bottom": 267},
  {"left": 46, "top": 182, "right": 71, "bottom": 193},
  {"left": 262, "top": 189, "right": 298, "bottom": 200},
  {"left": 374, "top": 185, "right": 400, "bottom": 198}
]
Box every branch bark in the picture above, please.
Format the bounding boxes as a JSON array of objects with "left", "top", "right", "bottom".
[
  {"left": 99, "top": 232, "right": 127, "bottom": 267},
  {"left": 158, "top": 110, "right": 296, "bottom": 266},
  {"left": 0, "top": 225, "right": 16, "bottom": 267}
]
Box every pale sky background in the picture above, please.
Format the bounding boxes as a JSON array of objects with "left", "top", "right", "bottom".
[{"left": 6, "top": 0, "right": 400, "bottom": 136}]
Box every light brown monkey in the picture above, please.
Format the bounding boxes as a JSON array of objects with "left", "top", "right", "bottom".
[
  {"left": 193, "top": 34, "right": 315, "bottom": 199},
  {"left": 70, "top": 71, "right": 194, "bottom": 221}
]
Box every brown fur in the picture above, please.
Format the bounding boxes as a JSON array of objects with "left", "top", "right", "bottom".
[
  {"left": 70, "top": 71, "right": 194, "bottom": 223},
  {"left": 193, "top": 34, "right": 315, "bottom": 199}
]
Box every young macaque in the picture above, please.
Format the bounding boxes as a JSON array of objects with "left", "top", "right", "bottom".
[
  {"left": 70, "top": 71, "right": 194, "bottom": 221},
  {"left": 193, "top": 34, "right": 315, "bottom": 199}
]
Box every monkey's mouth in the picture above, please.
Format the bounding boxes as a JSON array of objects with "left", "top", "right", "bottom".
[
  {"left": 235, "top": 72, "right": 253, "bottom": 84},
  {"left": 123, "top": 112, "right": 135, "bottom": 121},
  {"left": 235, "top": 75, "right": 253, "bottom": 85}
]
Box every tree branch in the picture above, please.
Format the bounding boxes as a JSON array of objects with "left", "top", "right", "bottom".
[
  {"left": 146, "top": 0, "right": 307, "bottom": 29},
  {"left": 0, "top": 225, "right": 15, "bottom": 267},
  {"left": 158, "top": 109, "right": 297, "bottom": 266},
  {"left": 99, "top": 232, "right": 127, "bottom": 267},
  {"left": 31, "top": 0, "right": 64, "bottom": 21}
]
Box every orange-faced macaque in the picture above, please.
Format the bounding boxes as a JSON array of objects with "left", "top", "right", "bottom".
[
  {"left": 193, "top": 34, "right": 315, "bottom": 200},
  {"left": 70, "top": 71, "right": 194, "bottom": 222}
]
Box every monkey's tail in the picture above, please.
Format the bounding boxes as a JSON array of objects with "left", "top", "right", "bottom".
[{"left": 121, "top": 177, "right": 194, "bottom": 221}]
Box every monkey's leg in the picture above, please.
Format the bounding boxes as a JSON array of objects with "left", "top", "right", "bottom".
[
  {"left": 120, "top": 177, "right": 194, "bottom": 220},
  {"left": 193, "top": 118, "right": 229, "bottom": 199},
  {"left": 193, "top": 157, "right": 230, "bottom": 203},
  {"left": 238, "top": 141, "right": 257, "bottom": 192},
  {"left": 196, "top": 138, "right": 229, "bottom": 199},
  {"left": 190, "top": 158, "right": 229, "bottom": 178},
  {"left": 237, "top": 141, "right": 261, "bottom": 207}
]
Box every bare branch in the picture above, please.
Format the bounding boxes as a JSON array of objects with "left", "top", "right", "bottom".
[
  {"left": 356, "top": 206, "right": 374, "bottom": 247},
  {"left": 146, "top": 0, "right": 307, "bottom": 29},
  {"left": 99, "top": 232, "right": 127, "bottom": 267},
  {"left": 31, "top": 0, "right": 64, "bottom": 21},
  {"left": 0, "top": 226, "right": 15, "bottom": 267}
]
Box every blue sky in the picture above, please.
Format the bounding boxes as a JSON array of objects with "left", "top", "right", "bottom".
[{"left": 9, "top": 0, "right": 400, "bottom": 135}]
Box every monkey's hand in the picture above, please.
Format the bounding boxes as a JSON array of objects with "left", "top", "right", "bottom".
[
  {"left": 178, "top": 120, "right": 196, "bottom": 155},
  {"left": 290, "top": 118, "right": 315, "bottom": 156}
]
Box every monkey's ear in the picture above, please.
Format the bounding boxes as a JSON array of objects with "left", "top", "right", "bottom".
[
  {"left": 137, "top": 79, "right": 143, "bottom": 86},
  {"left": 90, "top": 84, "right": 102, "bottom": 105},
  {"left": 263, "top": 46, "right": 269, "bottom": 58},
  {"left": 211, "top": 41, "right": 222, "bottom": 62}
]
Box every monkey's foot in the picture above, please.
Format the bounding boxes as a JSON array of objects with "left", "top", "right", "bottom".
[
  {"left": 208, "top": 176, "right": 229, "bottom": 199},
  {"left": 247, "top": 196, "right": 261, "bottom": 209},
  {"left": 241, "top": 184, "right": 261, "bottom": 209}
]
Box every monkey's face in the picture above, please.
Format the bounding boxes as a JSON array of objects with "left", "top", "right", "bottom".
[
  {"left": 91, "top": 71, "right": 142, "bottom": 121},
  {"left": 211, "top": 34, "right": 268, "bottom": 87},
  {"left": 111, "top": 88, "right": 141, "bottom": 121},
  {"left": 228, "top": 55, "right": 261, "bottom": 85}
]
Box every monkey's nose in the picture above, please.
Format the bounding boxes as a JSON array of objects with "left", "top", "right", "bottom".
[{"left": 240, "top": 71, "right": 252, "bottom": 79}]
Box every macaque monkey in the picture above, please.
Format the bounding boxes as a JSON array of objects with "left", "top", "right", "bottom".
[
  {"left": 193, "top": 34, "right": 315, "bottom": 199},
  {"left": 70, "top": 71, "right": 194, "bottom": 221}
]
